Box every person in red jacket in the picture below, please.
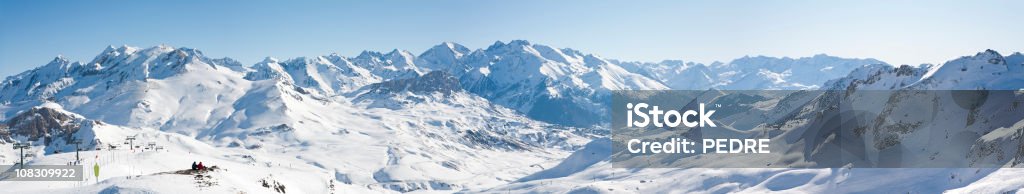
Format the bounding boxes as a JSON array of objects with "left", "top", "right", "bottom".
[{"left": 198, "top": 162, "right": 205, "bottom": 171}]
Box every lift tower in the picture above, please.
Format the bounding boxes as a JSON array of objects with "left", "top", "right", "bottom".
[
  {"left": 125, "top": 135, "right": 137, "bottom": 150},
  {"left": 70, "top": 139, "right": 83, "bottom": 163},
  {"left": 13, "top": 143, "right": 30, "bottom": 168}
]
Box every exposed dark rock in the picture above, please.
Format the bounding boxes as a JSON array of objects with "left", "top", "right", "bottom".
[{"left": 2, "top": 107, "right": 82, "bottom": 144}]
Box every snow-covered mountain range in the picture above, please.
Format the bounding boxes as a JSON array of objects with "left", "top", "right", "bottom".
[
  {"left": 507, "top": 49, "right": 1024, "bottom": 193},
  {"left": 0, "top": 41, "right": 1022, "bottom": 193}
]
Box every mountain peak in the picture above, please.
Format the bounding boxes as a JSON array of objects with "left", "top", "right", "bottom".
[
  {"left": 261, "top": 57, "right": 280, "bottom": 64},
  {"left": 944, "top": 49, "right": 1006, "bottom": 66},
  {"left": 440, "top": 41, "right": 462, "bottom": 49},
  {"left": 172, "top": 47, "right": 204, "bottom": 56},
  {"left": 983, "top": 49, "right": 1000, "bottom": 55},
  {"left": 386, "top": 49, "right": 415, "bottom": 59},
  {"left": 976, "top": 49, "right": 1002, "bottom": 57},
  {"left": 98, "top": 45, "right": 138, "bottom": 55},
  {"left": 489, "top": 40, "right": 506, "bottom": 49},
  {"left": 116, "top": 45, "right": 138, "bottom": 53},
  {"left": 150, "top": 44, "right": 175, "bottom": 53},
  {"left": 387, "top": 48, "right": 402, "bottom": 54},
  {"left": 102, "top": 45, "right": 116, "bottom": 52},
  {"left": 812, "top": 53, "right": 833, "bottom": 58},
  {"left": 31, "top": 55, "right": 77, "bottom": 75},
  {"left": 98, "top": 45, "right": 135, "bottom": 54},
  {"left": 429, "top": 42, "right": 470, "bottom": 54},
  {"left": 351, "top": 49, "right": 421, "bottom": 80},
  {"left": 417, "top": 42, "right": 472, "bottom": 73},
  {"left": 354, "top": 49, "right": 415, "bottom": 59},
  {"left": 508, "top": 40, "right": 531, "bottom": 46},
  {"left": 487, "top": 40, "right": 532, "bottom": 51},
  {"left": 356, "top": 50, "right": 383, "bottom": 59},
  {"left": 914, "top": 49, "right": 1014, "bottom": 89},
  {"left": 49, "top": 55, "right": 70, "bottom": 65},
  {"left": 485, "top": 40, "right": 538, "bottom": 54},
  {"left": 352, "top": 50, "right": 385, "bottom": 59}
]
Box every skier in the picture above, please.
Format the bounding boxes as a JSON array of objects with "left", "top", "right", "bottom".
[
  {"left": 198, "top": 162, "right": 205, "bottom": 171},
  {"left": 192, "top": 161, "right": 197, "bottom": 170}
]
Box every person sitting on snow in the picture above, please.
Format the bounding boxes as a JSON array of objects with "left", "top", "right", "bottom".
[{"left": 192, "top": 161, "right": 198, "bottom": 170}]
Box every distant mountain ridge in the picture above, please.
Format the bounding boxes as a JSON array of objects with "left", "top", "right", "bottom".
[{"left": 3, "top": 41, "right": 1019, "bottom": 129}]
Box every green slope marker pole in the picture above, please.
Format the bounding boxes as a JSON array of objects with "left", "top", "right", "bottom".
[{"left": 93, "top": 163, "right": 99, "bottom": 184}]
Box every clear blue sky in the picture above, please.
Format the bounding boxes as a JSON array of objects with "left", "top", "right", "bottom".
[{"left": 1, "top": 0, "right": 1021, "bottom": 77}]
